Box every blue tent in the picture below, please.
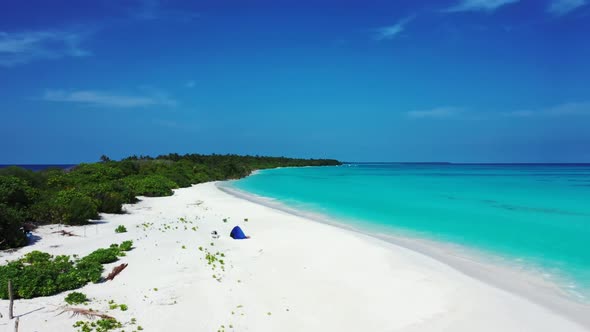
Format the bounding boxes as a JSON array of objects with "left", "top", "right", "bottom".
[{"left": 230, "top": 226, "right": 248, "bottom": 239}]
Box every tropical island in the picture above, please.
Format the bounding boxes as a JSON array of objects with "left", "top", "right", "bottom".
[
  {"left": 1, "top": 154, "right": 341, "bottom": 250},
  {"left": 1, "top": 155, "right": 588, "bottom": 332},
  {"left": 2, "top": 0, "right": 590, "bottom": 331}
]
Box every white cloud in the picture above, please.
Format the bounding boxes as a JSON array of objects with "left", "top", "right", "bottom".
[
  {"left": 407, "top": 107, "right": 463, "bottom": 119},
  {"left": 374, "top": 17, "right": 414, "bottom": 41},
  {"left": 544, "top": 101, "right": 590, "bottom": 115},
  {"left": 547, "top": 0, "right": 587, "bottom": 15},
  {"left": 42, "top": 90, "right": 177, "bottom": 108},
  {"left": 444, "top": 0, "right": 519, "bottom": 13},
  {"left": 504, "top": 101, "right": 590, "bottom": 117},
  {"left": 0, "top": 30, "right": 90, "bottom": 67},
  {"left": 406, "top": 102, "right": 590, "bottom": 120}
]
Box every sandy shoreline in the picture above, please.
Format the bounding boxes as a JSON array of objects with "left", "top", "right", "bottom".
[
  {"left": 1, "top": 182, "right": 588, "bottom": 331},
  {"left": 218, "top": 182, "right": 590, "bottom": 327}
]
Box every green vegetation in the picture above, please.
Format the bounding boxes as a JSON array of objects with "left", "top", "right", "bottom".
[
  {"left": 73, "top": 318, "right": 122, "bottom": 332},
  {"left": 65, "top": 291, "right": 89, "bottom": 305},
  {"left": 0, "top": 203, "right": 27, "bottom": 248},
  {"left": 0, "top": 241, "right": 133, "bottom": 299},
  {"left": 119, "top": 240, "right": 133, "bottom": 251},
  {"left": 114, "top": 225, "right": 127, "bottom": 233},
  {"left": 108, "top": 300, "right": 128, "bottom": 311},
  {"left": 82, "top": 247, "right": 121, "bottom": 264},
  {"left": 204, "top": 250, "right": 226, "bottom": 279},
  {"left": 0, "top": 154, "right": 340, "bottom": 249}
]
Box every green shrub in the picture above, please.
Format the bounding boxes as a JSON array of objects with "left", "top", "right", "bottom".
[
  {"left": 0, "top": 166, "right": 45, "bottom": 188},
  {"left": 74, "top": 259, "right": 104, "bottom": 283},
  {"left": 22, "top": 250, "right": 52, "bottom": 264},
  {"left": 0, "top": 204, "right": 27, "bottom": 249},
  {"left": 81, "top": 248, "right": 120, "bottom": 265},
  {"left": 65, "top": 291, "right": 89, "bottom": 305},
  {"left": 123, "top": 175, "right": 177, "bottom": 197},
  {"left": 68, "top": 163, "right": 124, "bottom": 185},
  {"left": 0, "top": 176, "right": 36, "bottom": 207},
  {"left": 49, "top": 190, "right": 99, "bottom": 225},
  {"left": 0, "top": 252, "right": 96, "bottom": 299},
  {"left": 119, "top": 240, "right": 133, "bottom": 251},
  {"left": 115, "top": 225, "right": 127, "bottom": 233},
  {"left": 27, "top": 197, "right": 53, "bottom": 224},
  {"left": 80, "top": 181, "right": 134, "bottom": 214},
  {"left": 96, "top": 318, "right": 122, "bottom": 331},
  {"left": 0, "top": 241, "right": 132, "bottom": 299},
  {"left": 94, "top": 191, "right": 125, "bottom": 214}
]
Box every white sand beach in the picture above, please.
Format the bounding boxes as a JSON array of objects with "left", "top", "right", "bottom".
[{"left": 1, "top": 182, "right": 588, "bottom": 332}]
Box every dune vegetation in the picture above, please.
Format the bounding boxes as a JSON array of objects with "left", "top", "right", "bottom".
[{"left": 0, "top": 153, "right": 340, "bottom": 249}]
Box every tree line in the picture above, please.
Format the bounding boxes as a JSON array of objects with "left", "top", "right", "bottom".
[{"left": 0, "top": 153, "right": 340, "bottom": 249}]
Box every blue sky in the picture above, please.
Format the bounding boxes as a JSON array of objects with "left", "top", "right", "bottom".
[{"left": 1, "top": 0, "right": 589, "bottom": 163}]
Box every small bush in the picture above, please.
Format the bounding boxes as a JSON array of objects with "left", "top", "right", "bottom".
[
  {"left": 23, "top": 250, "right": 52, "bottom": 264},
  {"left": 0, "top": 176, "right": 36, "bottom": 207},
  {"left": 114, "top": 225, "right": 127, "bottom": 233},
  {"left": 82, "top": 248, "right": 120, "bottom": 265},
  {"left": 96, "top": 191, "right": 125, "bottom": 214},
  {"left": 123, "top": 175, "right": 177, "bottom": 197},
  {"left": 119, "top": 240, "right": 133, "bottom": 251},
  {"left": 49, "top": 190, "right": 99, "bottom": 225},
  {"left": 65, "top": 292, "right": 89, "bottom": 305},
  {"left": 75, "top": 259, "right": 104, "bottom": 283}
]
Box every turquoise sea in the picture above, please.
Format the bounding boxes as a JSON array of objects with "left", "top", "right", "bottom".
[{"left": 231, "top": 163, "right": 590, "bottom": 298}]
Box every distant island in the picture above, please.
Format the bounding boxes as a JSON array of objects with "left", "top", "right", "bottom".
[{"left": 0, "top": 154, "right": 340, "bottom": 250}]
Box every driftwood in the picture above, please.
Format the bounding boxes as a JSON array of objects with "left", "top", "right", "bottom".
[
  {"left": 58, "top": 307, "right": 115, "bottom": 320},
  {"left": 52, "top": 230, "right": 78, "bottom": 237},
  {"left": 105, "top": 263, "right": 128, "bottom": 281}
]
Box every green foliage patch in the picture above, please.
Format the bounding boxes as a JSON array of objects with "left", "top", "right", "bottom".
[
  {"left": 65, "top": 291, "right": 89, "bottom": 305},
  {"left": 0, "top": 241, "right": 133, "bottom": 299},
  {"left": 119, "top": 240, "right": 133, "bottom": 251},
  {"left": 114, "top": 225, "right": 127, "bottom": 233},
  {"left": 0, "top": 204, "right": 27, "bottom": 249},
  {"left": 73, "top": 318, "right": 122, "bottom": 332}
]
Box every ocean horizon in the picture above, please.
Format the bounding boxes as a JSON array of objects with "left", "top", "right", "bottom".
[
  {"left": 0, "top": 164, "right": 76, "bottom": 171},
  {"left": 229, "top": 163, "right": 590, "bottom": 301}
]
